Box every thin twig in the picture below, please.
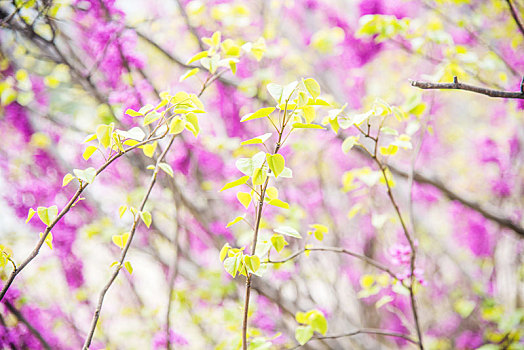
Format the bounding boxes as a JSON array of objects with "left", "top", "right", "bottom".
[
  {"left": 506, "top": 0, "right": 524, "bottom": 39},
  {"left": 288, "top": 328, "right": 419, "bottom": 349},
  {"left": 4, "top": 300, "right": 52, "bottom": 350},
  {"left": 410, "top": 77, "right": 524, "bottom": 99}
]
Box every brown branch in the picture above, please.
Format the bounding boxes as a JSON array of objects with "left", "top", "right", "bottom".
[
  {"left": 265, "top": 247, "right": 401, "bottom": 281},
  {"left": 505, "top": 0, "right": 524, "bottom": 39},
  {"left": 289, "top": 328, "right": 419, "bottom": 349},
  {"left": 410, "top": 77, "right": 524, "bottom": 99}
]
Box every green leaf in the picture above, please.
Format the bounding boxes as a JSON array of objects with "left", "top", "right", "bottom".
[
  {"left": 223, "top": 255, "right": 240, "bottom": 277},
  {"left": 236, "top": 152, "right": 266, "bottom": 176},
  {"left": 267, "top": 83, "right": 283, "bottom": 104},
  {"left": 62, "top": 173, "right": 75, "bottom": 187},
  {"left": 292, "top": 123, "right": 325, "bottom": 130},
  {"left": 341, "top": 136, "right": 359, "bottom": 154},
  {"left": 303, "top": 78, "right": 321, "bottom": 99},
  {"left": 125, "top": 108, "right": 142, "bottom": 117},
  {"left": 140, "top": 211, "right": 152, "bottom": 228},
  {"left": 302, "top": 106, "right": 316, "bottom": 124},
  {"left": 82, "top": 145, "right": 98, "bottom": 160},
  {"left": 73, "top": 167, "right": 97, "bottom": 184},
  {"left": 376, "top": 295, "right": 394, "bottom": 309},
  {"left": 36, "top": 206, "right": 58, "bottom": 226},
  {"left": 179, "top": 68, "right": 200, "bottom": 82},
  {"left": 274, "top": 226, "right": 301, "bottom": 239},
  {"left": 186, "top": 51, "right": 208, "bottom": 65},
  {"left": 169, "top": 118, "right": 185, "bottom": 135},
  {"left": 282, "top": 81, "right": 298, "bottom": 102},
  {"left": 226, "top": 215, "right": 245, "bottom": 228},
  {"left": 270, "top": 234, "right": 288, "bottom": 252},
  {"left": 143, "top": 112, "right": 162, "bottom": 126},
  {"left": 268, "top": 198, "right": 289, "bottom": 209},
  {"left": 26, "top": 208, "right": 36, "bottom": 223},
  {"left": 252, "top": 168, "right": 266, "bottom": 186},
  {"left": 237, "top": 192, "right": 251, "bottom": 209},
  {"left": 309, "top": 312, "right": 328, "bottom": 335},
  {"left": 185, "top": 113, "right": 199, "bottom": 137},
  {"left": 244, "top": 255, "right": 260, "bottom": 273},
  {"left": 219, "top": 243, "right": 230, "bottom": 262},
  {"left": 158, "top": 163, "right": 174, "bottom": 177},
  {"left": 266, "top": 154, "right": 285, "bottom": 178},
  {"left": 295, "top": 325, "right": 313, "bottom": 345},
  {"left": 118, "top": 205, "right": 127, "bottom": 218},
  {"left": 40, "top": 232, "right": 53, "bottom": 250},
  {"left": 240, "top": 133, "right": 272, "bottom": 146},
  {"left": 96, "top": 124, "right": 112, "bottom": 149},
  {"left": 240, "top": 107, "right": 276, "bottom": 122},
  {"left": 220, "top": 176, "right": 250, "bottom": 192},
  {"left": 116, "top": 127, "right": 145, "bottom": 141},
  {"left": 454, "top": 299, "right": 476, "bottom": 318},
  {"left": 124, "top": 261, "right": 133, "bottom": 274},
  {"left": 112, "top": 232, "right": 130, "bottom": 249}
]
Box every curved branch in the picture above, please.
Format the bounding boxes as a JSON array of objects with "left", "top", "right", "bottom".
[
  {"left": 505, "top": 0, "right": 524, "bottom": 38},
  {"left": 410, "top": 77, "right": 524, "bottom": 99}
]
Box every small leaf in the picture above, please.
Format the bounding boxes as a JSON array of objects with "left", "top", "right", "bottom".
[
  {"left": 186, "top": 51, "right": 208, "bottom": 65},
  {"left": 112, "top": 233, "right": 130, "bottom": 249},
  {"left": 26, "top": 208, "right": 36, "bottom": 223},
  {"left": 309, "top": 313, "right": 328, "bottom": 335},
  {"left": 240, "top": 133, "right": 272, "bottom": 146},
  {"left": 142, "top": 141, "right": 157, "bottom": 158},
  {"left": 240, "top": 107, "right": 276, "bottom": 123},
  {"left": 118, "top": 205, "right": 127, "bottom": 218},
  {"left": 376, "top": 295, "right": 394, "bottom": 309},
  {"left": 270, "top": 234, "right": 288, "bottom": 252},
  {"left": 223, "top": 256, "right": 239, "bottom": 277},
  {"left": 237, "top": 192, "right": 251, "bottom": 209},
  {"left": 179, "top": 68, "right": 200, "bottom": 82},
  {"left": 124, "top": 261, "right": 133, "bottom": 274},
  {"left": 140, "top": 211, "right": 152, "bottom": 228},
  {"left": 125, "top": 108, "right": 143, "bottom": 117},
  {"left": 83, "top": 145, "right": 98, "bottom": 160},
  {"left": 341, "top": 136, "right": 359, "bottom": 154},
  {"left": 295, "top": 326, "right": 313, "bottom": 345},
  {"left": 266, "top": 154, "right": 285, "bottom": 178},
  {"left": 220, "top": 176, "right": 250, "bottom": 192},
  {"left": 37, "top": 206, "right": 58, "bottom": 226},
  {"left": 62, "top": 173, "right": 75, "bottom": 187},
  {"left": 244, "top": 255, "right": 260, "bottom": 274},
  {"left": 96, "top": 124, "right": 112, "bottom": 149},
  {"left": 169, "top": 118, "right": 185, "bottom": 134},
  {"left": 226, "top": 215, "right": 245, "bottom": 228},
  {"left": 73, "top": 167, "right": 97, "bottom": 184},
  {"left": 292, "top": 123, "right": 325, "bottom": 130},
  {"left": 267, "top": 83, "right": 283, "bottom": 103},
  {"left": 185, "top": 113, "right": 200, "bottom": 137},
  {"left": 143, "top": 112, "right": 162, "bottom": 126},
  {"left": 274, "top": 226, "right": 301, "bottom": 239},
  {"left": 268, "top": 198, "right": 289, "bottom": 209},
  {"left": 303, "top": 78, "right": 321, "bottom": 99},
  {"left": 158, "top": 163, "right": 174, "bottom": 177},
  {"left": 219, "top": 243, "right": 230, "bottom": 262},
  {"left": 379, "top": 144, "right": 399, "bottom": 156},
  {"left": 39, "top": 232, "right": 53, "bottom": 250},
  {"left": 252, "top": 168, "right": 266, "bottom": 186}
]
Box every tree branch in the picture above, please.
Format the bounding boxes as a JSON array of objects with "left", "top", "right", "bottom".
[
  {"left": 505, "top": 0, "right": 524, "bottom": 39},
  {"left": 410, "top": 77, "right": 524, "bottom": 99},
  {"left": 4, "top": 300, "right": 52, "bottom": 350}
]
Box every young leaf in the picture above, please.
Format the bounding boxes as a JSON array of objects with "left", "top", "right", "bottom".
[
  {"left": 185, "top": 113, "right": 199, "bottom": 137},
  {"left": 309, "top": 312, "right": 328, "bottom": 335},
  {"left": 303, "top": 78, "right": 321, "bottom": 99},
  {"left": 26, "top": 208, "right": 36, "bottom": 223},
  {"left": 220, "top": 176, "right": 250, "bottom": 192},
  {"left": 266, "top": 154, "right": 285, "bottom": 178},
  {"left": 240, "top": 107, "right": 275, "bottom": 122},
  {"left": 143, "top": 112, "right": 161, "bottom": 126},
  {"left": 268, "top": 198, "right": 289, "bottom": 209},
  {"left": 244, "top": 255, "right": 261, "bottom": 274},
  {"left": 295, "top": 326, "right": 313, "bottom": 346},
  {"left": 292, "top": 123, "right": 325, "bottom": 130},
  {"left": 341, "top": 136, "right": 359, "bottom": 154},
  {"left": 73, "top": 167, "right": 97, "bottom": 184},
  {"left": 267, "top": 83, "right": 283, "bottom": 104},
  {"left": 226, "top": 215, "right": 245, "bottom": 228},
  {"left": 124, "top": 261, "right": 133, "bottom": 274},
  {"left": 223, "top": 256, "right": 239, "bottom": 277},
  {"left": 158, "top": 163, "right": 174, "bottom": 177},
  {"left": 179, "top": 68, "right": 200, "bottom": 82},
  {"left": 140, "top": 211, "right": 152, "bottom": 228},
  {"left": 112, "top": 232, "right": 130, "bottom": 249},
  {"left": 240, "top": 133, "right": 272, "bottom": 146},
  {"left": 96, "top": 124, "right": 112, "bottom": 149},
  {"left": 125, "top": 108, "right": 143, "bottom": 117},
  {"left": 169, "top": 118, "right": 185, "bottom": 135},
  {"left": 186, "top": 51, "right": 208, "bottom": 65},
  {"left": 83, "top": 146, "right": 98, "bottom": 160},
  {"left": 62, "top": 173, "right": 75, "bottom": 187},
  {"left": 270, "top": 234, "right": 288, "bottom": 252},
  {"left": 118, "top": 205, "right": 127, "bottom": 218},
  {"left": 252, "top": 168, "right": 266, "bottom": 186},
  {"left": 237, "top": 192, "right": 251, "bottom": 209},
  {"left": 274, "top": 226, "right": 301, "bottom": 239},
  {"left": 37, "top": 206, "right": 58, "bottom": 226},
  {"left": 39, "top": 232, "right": 53, "bottom": 250},
  {"left": 142, "top": 141, "right": 157, "bottom": 158},
  {"left": 219, "top": 243, "right": 230, "bottom": 262}
]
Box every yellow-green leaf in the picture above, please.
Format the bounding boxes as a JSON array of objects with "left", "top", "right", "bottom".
[
  {"left": 37, "top": 205, "right": 58, "bottom": 226},
  {"left": 169, "top": 118, "right": 185, "bottom": 135},
  {"left": 226, "top": 215, "right": 245, "bottom": 228},
  {"left": 237, "top": 192, "right": 251, "bottom": 209},
  {"left": 266, "top": 154, "right": 285, "bottom": 178},
  {"left": 179, "top": 68, "right": 200, "bottom": 82},
  {"left": 124, "top": 261, "right": 133, "bottom": 274},
  {"left": 62, "top": 173, "right": 75, "bottom": 187},
  {"left": 292, "top": 123, "right": 325, "bottom": 130},
  {"left": 185, "top": 113, "right": 199, "bottom": 137},
  {"left": 158, "top": 162, "right": 174, "bottom": 177},
  {"left": 96, "top": 124, "right": 112, "bottom": 149},
  {"left": 268, "top": 198, "right": 289, "bottom": 209},
  {"left": 220, "top": 176, "right": 250, "bottom": 192},
  {"left": 142, "top": 141, "right": 157, "bottom": 158},
  {"left": 186, "top": 51, "right": 208, "bottom": 65},
  {"left": 119, "top": 205, "right": 127, "bottom": 218},
  {"left": 26, "top": 208, "right": 36, "bottom": 223},
  {"left": 219, "top": 243, "right": 230, "bottom": 262},
  {"left": 240, "top": 107, "right": 275, "bottom": 122},
  {"left": 303, "top": 78, "right": 321, "bottom": 99},
  {"left": 82, "top": 145, "right": 98, "bottom": 160},
  {"left": 112, "top": 232, "right": 130, "bottom": 249},
  {"left": 240, "top": 133, "right": 272, "bottom": 146},
  {"left": 140, "top": 211, "right": 152, "bottom": 228}
]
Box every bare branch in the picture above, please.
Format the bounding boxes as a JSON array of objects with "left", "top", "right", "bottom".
[
  {"left": 505, "top": 0, "right": 524, "bottom": 39},
  {"left": 4, "top": 300, "right": 52, "bottom": 350},
  {"left": 410, "top": 77, "right": 524, "bottom": 99}
]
